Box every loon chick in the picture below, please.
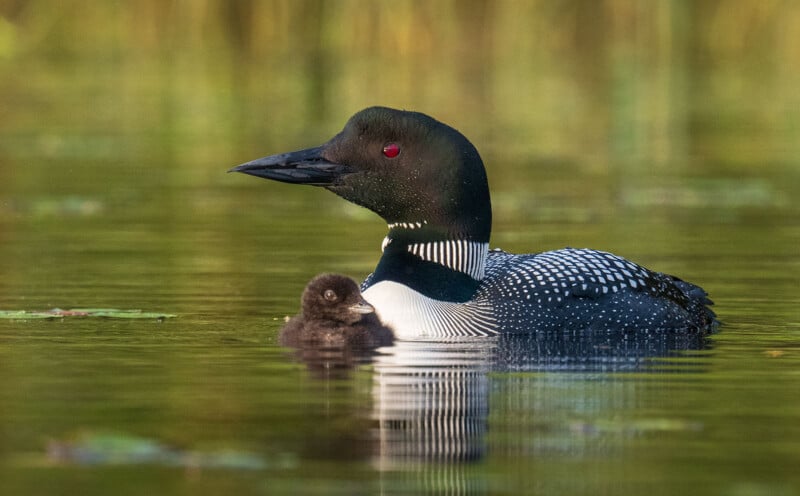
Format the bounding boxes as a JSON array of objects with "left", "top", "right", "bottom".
[
  {"left": 280, "top": 273, "right": 394, "bottom": 349},
  {"left": 233, "top": 107, "right": 716, "bottom": 339}
]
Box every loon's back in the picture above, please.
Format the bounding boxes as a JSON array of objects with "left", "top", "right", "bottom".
[{"left": 479, "top": 248, "right": 715, "bottom": 333}]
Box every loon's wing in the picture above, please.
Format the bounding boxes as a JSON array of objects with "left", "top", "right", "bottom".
[
  {"left": 663, "top": 274, "right": 717, "bottom": 323},
  {"left": 483, "top": 247, "right": 664, "bottom": 299},
  {"left": 480, "top": 248, "right": 716, "bottom": 332}
]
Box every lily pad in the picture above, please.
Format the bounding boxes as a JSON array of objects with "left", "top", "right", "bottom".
[{"left": 0, "top": 308, "right": 176, "bottom": 320}]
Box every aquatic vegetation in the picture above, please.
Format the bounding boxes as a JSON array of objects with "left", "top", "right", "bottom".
[
  {"left": 46, "top": 431, "right": 277, "bottom": 471},
  {"left": 0, "top": 308, "right": 176, "bottom": 320}
]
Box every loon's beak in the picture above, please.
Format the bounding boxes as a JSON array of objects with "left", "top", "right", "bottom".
[
  {"left": 350, "top": 298, "right": 375, "bottom": 315},
  {"left": 228, "top": 145, "right": 351, "bottom": 186}
]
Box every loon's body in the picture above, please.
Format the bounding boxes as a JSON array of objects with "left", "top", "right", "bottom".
[
  {"left": 361, "top": 247, "right": 713, "bottom": 338},
  {"left": 232, "top": 107, "right": 716, "bottom": 339}
]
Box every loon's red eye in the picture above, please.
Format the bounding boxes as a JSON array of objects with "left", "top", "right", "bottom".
[{"left": 382, "top": 143, "right": 400, "bottom": 158}]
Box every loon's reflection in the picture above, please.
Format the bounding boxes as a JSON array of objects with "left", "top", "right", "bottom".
[
  {"left": 285, "top": 328, "right": 710, "bottom": 488},
  {"left": 369, "top": 330, "right": 709, "bottom": 472},
  {"left": 492, "top": 330, "right": 711, "bottom": 372},
  {"left": 372, "top": 339, "right": 494, "bottom": 468}
]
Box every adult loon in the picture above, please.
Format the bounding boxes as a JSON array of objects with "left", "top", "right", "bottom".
[
  {"left": 280, "top": 273, "right": 394, "bottom": 349},
  {"left": 231, "top": 107, "right": 716, "bottom": 339}
]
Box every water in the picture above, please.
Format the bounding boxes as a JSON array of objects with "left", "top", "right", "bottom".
[{"left": 2, "top": 3, "right": 800, "bottom": 495}]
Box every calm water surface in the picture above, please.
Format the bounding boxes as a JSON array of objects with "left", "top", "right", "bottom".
[{"left": 2, "top": 3, "right": 800, "bottom": 494}]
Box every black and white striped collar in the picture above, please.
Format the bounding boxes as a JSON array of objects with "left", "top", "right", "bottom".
[{"left": 381, "top": 235, "right": 489, "bottom": 281}]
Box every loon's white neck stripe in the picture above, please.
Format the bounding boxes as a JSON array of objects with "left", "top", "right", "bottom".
[
  {"left": 407, "top": 240, "right": 488, "bottom": 280},
  {"left": 388, "top": 220, "right": 427, "bottom": 230}
]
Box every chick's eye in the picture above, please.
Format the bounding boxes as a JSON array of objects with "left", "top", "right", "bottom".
[
  {"left": 382, "top": 143, "right": 400, "bottom": 158},
  {"left": 323, "top": 289, "right": 337, "bottom": 301}
]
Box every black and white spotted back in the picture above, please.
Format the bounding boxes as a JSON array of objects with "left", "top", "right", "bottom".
[{"left": 477, "top": 248, "right": 714, "bottom": 333}]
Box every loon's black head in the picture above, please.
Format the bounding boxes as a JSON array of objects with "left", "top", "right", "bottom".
[
  {"left": 230, "top": 107, "right": 492, "bottom": 242},
  {"left": 301, "top": 273, "right": 374, "bottom": 325}
]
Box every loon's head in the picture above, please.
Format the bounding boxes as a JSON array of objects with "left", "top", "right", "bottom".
[
  {"left": 231, "top": 107, "right": 492, "bottom": 243},
  {"left": 301, "top": 273, "right": 375, "bottom": 325}
]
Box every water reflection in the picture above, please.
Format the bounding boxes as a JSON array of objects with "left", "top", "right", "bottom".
[
  {"left": 492, "top": 330, "right": 710, "bottom": 372},
  {"left": 285, "top": 328, "right": 709, "bottom": 492},
  {"left": 285, "top": 345, "right": 387, "bottom": 381},
  {"left": 372, "top": 339, "right": 494, "bottom": 468}
]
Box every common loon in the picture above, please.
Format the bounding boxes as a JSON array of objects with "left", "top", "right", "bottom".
[
  {"left": 280, "top": 273, "right": 395, "bottom": 349},
  {"left": 232, "top": 107, "right": 716, "bottom": 339}
]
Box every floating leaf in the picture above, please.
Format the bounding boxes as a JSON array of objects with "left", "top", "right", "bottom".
[
  {"left": 69, "top": 309, "right": 177, "bottom": 319},
  {"left": 45, "top": 309, "right": 90, "bottom": 317},
  {"left": 0, "top": 308, "right": 176, "bottom": 320},
  {"left": 0, "top": 311, "right": 55, "bottom": 319}
]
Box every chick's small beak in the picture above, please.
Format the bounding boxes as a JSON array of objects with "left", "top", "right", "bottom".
[{"left": 350, "top": 298, "right": 375, "bottom": 315}]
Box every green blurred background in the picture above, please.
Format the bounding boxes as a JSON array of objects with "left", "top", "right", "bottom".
[{"left": 2, "top": 0, "right": 798, "bottom": 170}]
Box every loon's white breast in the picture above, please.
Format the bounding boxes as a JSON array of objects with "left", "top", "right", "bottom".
[{"left": 362, "top": 280, "right": 497, "bottom": 340}]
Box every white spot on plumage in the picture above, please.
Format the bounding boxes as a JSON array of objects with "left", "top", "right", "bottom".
[{"left": 388, "top": 220, "right": 428, "bottom": 230}]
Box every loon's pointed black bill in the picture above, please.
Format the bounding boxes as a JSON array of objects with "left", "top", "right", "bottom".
[{"left": 229, "top": 145, "right": 350, "bottom": 186}]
